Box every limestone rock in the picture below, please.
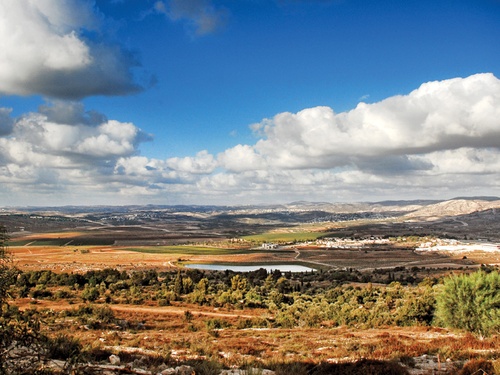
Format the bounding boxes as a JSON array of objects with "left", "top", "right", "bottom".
[{"left": 109, "top": 354, "right": 121, "bottom": 365}]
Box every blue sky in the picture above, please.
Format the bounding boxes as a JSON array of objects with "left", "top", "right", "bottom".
[{"left": 0, "top": 0, "right": 499, "bottom": 206}]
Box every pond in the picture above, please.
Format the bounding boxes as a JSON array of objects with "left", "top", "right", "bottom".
[{"left": 185, "top": 264, "right": 316, "bottom": 272}]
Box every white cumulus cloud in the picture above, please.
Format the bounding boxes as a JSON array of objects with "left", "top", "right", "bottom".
[
  {"left": 0, "top": 102, "right": 152, "bottom": 197},
  {"left": 247, "top": 73, "right": 500, "bottom": 172},
  {"left": 0, "top": 0, "right": 141, "bottom": 99},
  {"left": 166, "top": 150, "right": 218, "bottom": 174},
  {"left": 185, "top": 73, "right": 500, "bottom": 203},
  {"left": 218, "top": 145, "right": 266, "bottom": 172}
]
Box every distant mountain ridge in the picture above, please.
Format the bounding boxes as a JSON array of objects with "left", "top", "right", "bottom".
[
  {"left": 403, "top": 198, "right": 500, "bottom": 220},
  {"left": 3, "top": 197, "right": 500, "bottom": 220}
]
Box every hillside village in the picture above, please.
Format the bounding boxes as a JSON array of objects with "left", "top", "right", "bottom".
[{"left": 263, "top": 236, "right": 500, "bottom": 253}]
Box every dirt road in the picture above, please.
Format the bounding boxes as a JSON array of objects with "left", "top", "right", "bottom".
[
  {"left": 15, "top": 299, "right": 263, "bottom": 320},
  {"left": 110, "top": 304, "right": 261, "bottom": 319}
]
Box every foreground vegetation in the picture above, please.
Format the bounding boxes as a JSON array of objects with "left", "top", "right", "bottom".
[{"left": 9, "top": 264, "right": 500, "bottom": 333}]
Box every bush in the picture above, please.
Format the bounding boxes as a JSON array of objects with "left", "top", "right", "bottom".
[
  {"left": 55, "top": 288, "right": 73, "bottom": 299},
  {"left": 435, "top": 270, "right": 500, "bottom": 337},
  {"left": 64, "top": 304, "right": 115, "bottom": 328},
  {"left": 158, "top": 298, "right": 170, "bottom": 306},
  {"left": 308, "top": 359, "right": 410, "bottom": 375},
  {"left": 188, "top": 359, "right": 222, "bottom": 375},
  {"left": 458, "top": 359, "right": 496, "bottom": 375},
  {"left": 44, "top": 333, "right": 82, "bottom": 360},
  {"left": 205, "top": 318, "right": 229, "bottom": 330},
  {"left": 30, "top": 287, "right": 53, "bottom": 299},
  {"left": 81, "top": 285, "right": 100, "bottom": 302}
]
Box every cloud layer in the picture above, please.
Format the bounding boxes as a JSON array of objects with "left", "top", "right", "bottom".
[
  {"left": 236, "top": 73, "right": 500, "bottom": 171},
  {"left": 1, "top": 73, "right": 499, "bottom": 205},
  {"left": 0, "top": 0, "right": 141, "bottom": 99}
]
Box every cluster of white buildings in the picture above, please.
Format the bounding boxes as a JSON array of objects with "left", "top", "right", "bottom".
[
  {"left": 416, "top": 238, "right": 500, "bottom": 253},
  {"left": 259, "top": 236, "right": 500, "bottom": 253},
  {"left": 261, "top": 243, "right": 279, "bottom": 249}
]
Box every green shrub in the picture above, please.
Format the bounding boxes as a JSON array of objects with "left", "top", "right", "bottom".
[
  {"left": 30, "top": 287, "right": 53, "bottom": 299},
  {"left": 435, "top": 270, "right": 500, "bottom": 337},
  {"left": 44, "top": 333, "right": 82, "bottom": 360},
  {"left": 158, "top": 298, "right": 170, "bottom": 306},
  {"left": 64, "top": 304, "right": 115, "bottom": 328},
  {"left": 205, "top": 318, "right": 229, "bottom": 330},
  {"left": 81, "top": 285, "right": 99, "bottom": 302},
  {"left": 55, "top": 288, "right": 73, "bottom": 299}
]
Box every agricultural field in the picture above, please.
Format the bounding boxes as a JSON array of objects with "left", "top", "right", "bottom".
[{"left": 6, "top": 225, "right": 493, "bottom": 279}]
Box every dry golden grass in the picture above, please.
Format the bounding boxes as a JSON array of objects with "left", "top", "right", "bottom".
[
  {"left": 17, "top": 296, "right": 499, "bottom": 370},
  {"left": 10, "top": 245, "right": 183, "bottom": 272}
]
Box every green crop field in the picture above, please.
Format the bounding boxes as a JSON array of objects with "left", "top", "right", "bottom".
[
  {"left": 69, "top": 238, "right": 116, "bottom": 246},
  {"left": 242, "top": 231, "right": 328, "bottom": 243},
  {"left": 7, "top": 240, "right": 32, "bottom": 246}
]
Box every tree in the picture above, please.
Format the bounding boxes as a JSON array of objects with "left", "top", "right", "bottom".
[
  {"left": 1, "top": 226, "right": 84, "bottom": 373},
  {"left": 435, "top": 270, "right": 500, "bottom": 337},
  {"left": 189, "top": 278, "right": 209, "bottom": 304},
  {"left": 173, "top": 270, "right": 183, "bottom": 297},
  {"left": 0, "top": 225, "right": 15, "bottom": 306},
  {"left": 0, "top": 226, "right": 43, "bottom": 372},
  {"left": 81, "top": 284, "right": 100, "bottom": 302},
  {"left": 231, "top": 274, "right": 248, "bottom": 292}
]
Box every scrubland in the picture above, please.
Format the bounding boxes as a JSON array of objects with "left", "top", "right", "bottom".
[{"left": 5, "top": 260, "right": 500, "bottom": 374}]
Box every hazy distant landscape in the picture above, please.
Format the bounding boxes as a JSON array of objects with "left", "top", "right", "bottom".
[
  {"left": 4, "top": 197, "right": 500, "bottom": 285},
  {"left": 4, "top": 196, "right": 500, "bottom": 243}
]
